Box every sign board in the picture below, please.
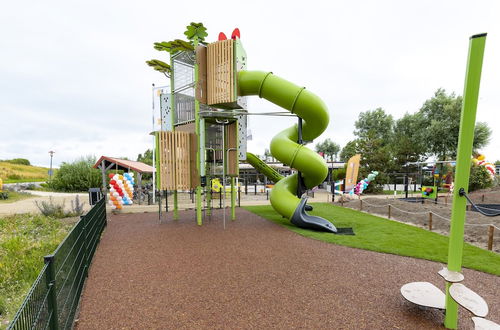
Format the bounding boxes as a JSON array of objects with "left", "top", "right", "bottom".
[{"left": 344, "top": 154, "right": 361, "bottom": 192}]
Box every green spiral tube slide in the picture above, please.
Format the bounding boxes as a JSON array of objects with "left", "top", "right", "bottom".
[{"left": 239, "top": 71, "right": 337, "bottom": 233}]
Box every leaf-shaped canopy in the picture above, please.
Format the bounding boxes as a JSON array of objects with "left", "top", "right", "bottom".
[
  {"left": 146, "top": 59, "right": 171, "bottom": 74},
  {"left": 184, "top": 22, "right": 208, "bottom": 42}
]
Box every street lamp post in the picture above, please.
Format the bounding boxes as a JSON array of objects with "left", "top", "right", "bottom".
[{"left": 48, "top": 151, "right": 55, "bottom": 179}]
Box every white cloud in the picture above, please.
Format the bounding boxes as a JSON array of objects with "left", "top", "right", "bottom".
[{"left": 1, "top": 0, "right": 499, "bottom": 168}]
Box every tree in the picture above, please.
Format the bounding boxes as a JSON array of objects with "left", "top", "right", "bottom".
[
  {"left": 339, "top": 140, "right": 359, "bottom": 162},
  {"left": 418, "top": 89, "right": 491, "bottom": 160},
  {"left": 472, "top": 122, "right": 491, "bottom": 154},
  {"left": 315, "top": 138, "right": 340, "bottom": 162},
  {"left": 469, "top": 164, "right": 493, "bottom": 192},
  {"left": 263, "top": 148, "right": 273, "bottom": 162},
  {"left": 137, "top": 149, "right": 153, "bottom": 166},
  {"left": 354, "top": 107, "right": 394, "bottom": 141},
  {"left": 47, "top": 156, "right": 101, "bottom": 192},
  {"left": 351, "top": 108, "right": 395, "bottom": 192},
  {"left": 390, "top": 112, "right": 427, "bottom": 168}
]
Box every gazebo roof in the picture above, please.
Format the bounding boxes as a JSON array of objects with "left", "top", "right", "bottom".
[{"left": 93, "top": 156, "right": 155, "bottom": 173}]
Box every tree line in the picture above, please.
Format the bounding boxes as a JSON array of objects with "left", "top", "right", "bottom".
[{"left": 316, "top": 89, "right": 494, "bottom": 191}]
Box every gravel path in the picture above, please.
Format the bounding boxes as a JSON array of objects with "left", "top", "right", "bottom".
[{"left": 76, "top": 209, "right": 499, "bottom": 329}]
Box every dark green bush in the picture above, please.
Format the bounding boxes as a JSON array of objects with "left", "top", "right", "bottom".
[
  {"left": 6, "top": 173, "right": 22, "bottom": 180},
  {"left": 469, "top": 164, "right": 493, "bottom": 192},
  {"left": 47, "top": 156, "right": 101, "bottom": 192},
  {"left": 332, "top": 168, "right": 346, "bottom": 182},
  {"left": 6, "top": 158, "right": 31, "bottom": 165}
]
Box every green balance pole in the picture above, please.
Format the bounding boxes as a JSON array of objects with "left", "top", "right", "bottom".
[
  {"left": 196, "top": 186, "right": 202, "bottom": 225},
  {"left": 173, "top": 190, "right": 178, "bottom": 220},
  {"left": 231, "top": 177, "right": 236, "bottom": 220},
  {"left": 206, "top": 176, "right": 212, "bottom": 216},
  {"left": 444, "top": 33, "right": 486, "bottom": 329}
]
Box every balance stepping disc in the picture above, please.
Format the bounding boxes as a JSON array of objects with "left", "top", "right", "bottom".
[
  {"left": 471, "top": 317, "right": 500, "bottom": 330},
  {"left": 449, "top": 283, "right": 489, "bottom": 317},
  {"left": 438, "top": 267, "right": 465, "bottom": 283},
  {"left": 401, "top": 282, "right": 445, "bottom": 309}
]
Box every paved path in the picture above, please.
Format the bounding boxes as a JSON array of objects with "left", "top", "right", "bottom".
[
  {"left": 0, "top": 192, "right": 90, "bottom": 216},
  {"left": 76, "top": 209, "right": 499, "bottom": 329}
]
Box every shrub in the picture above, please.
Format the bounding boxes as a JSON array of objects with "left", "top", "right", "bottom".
[
  {"left": 35, "top": 197, "right": 67, "bottom": 218},
  {"left": 35, "top": 196, "right": 86, "bottom": 218},
  {"left": 6, "top": 173, "right": 22, "bottom": 180},
  {"left": 70, "top": 195, "right": 85, "bottom": 216},
  {"left": 6, "top": 158, "right": 31, "bottom": 166},
  {"left": 47, "top": 156, "right": 101, "bottom": 192},
  {"left": 332, "top": 168, "right": 346, "bottom": 182},
  {"left": 469, "top": 164, "right": 493, "bottom": 192}
]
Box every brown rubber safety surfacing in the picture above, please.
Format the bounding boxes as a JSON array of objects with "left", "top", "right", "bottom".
[{"left": 75, "top": 209, "right": 499, "bottom": 329}]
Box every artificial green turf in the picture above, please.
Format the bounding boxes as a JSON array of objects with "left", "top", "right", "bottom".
[{"left": 244, "top": 203, "right": 500, "bottom": 276}]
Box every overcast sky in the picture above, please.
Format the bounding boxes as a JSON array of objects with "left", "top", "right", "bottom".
[{"left": 1, "top": 0, "right": 499, "bottom": 168}]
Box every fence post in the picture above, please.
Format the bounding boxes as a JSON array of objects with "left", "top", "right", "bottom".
[
  {"left": 266, "top": 190, "right": 269, "bottom": 200},
  {"left": 82, "top": 215, "right": 88, "bottom": 278},
  {"left": 429, "top": 212, "right": 433, "bottom": 231},
  {"left": 360, "top": 199, "right": 363, "bottom": 211},
  {"left": 238, "top": 187, "right": 241, "bottom": 207},
  {"left": 388, "top": 205, "right": 391, "bottom": 219},
  {"left": 488, "top": 225, "right": 494, "bottom": 251},
  {"left": 254, "top": 183, "right": 257, "bottom": 195},
  {"left": 44, "top": 255, "right": 59, "bottom": 330},
  {"left": 482, "top": 194, "right": 485, "bottom": 202}
]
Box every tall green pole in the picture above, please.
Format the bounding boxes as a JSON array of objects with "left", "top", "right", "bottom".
[
  {"left": 444, "top": 33, "right": 486, "bottom": 329},
  {"left": 231, "top": 176, "right": 236, "bottom": 220},
  {"left": 169, "top": 53, "right": 179, "bottom": 220},
  {"left": 193, "top": 37, "right": 203, "bottom": 226}
]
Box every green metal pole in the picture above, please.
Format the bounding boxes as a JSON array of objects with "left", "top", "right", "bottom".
[
  {"left": 173, "top": 191, "right": 178, "bottom": 220},
  {"left": 192, "top": 37, "right": 203, "bottom": 226},
  {"left": 444, "top": 33, "right": 486, "bottom": 329},
  {"left": 206, "top": 175, "right": 212, "bottom": 216},
  {"left": 44, "top": 255, "right": 59, "bottom": 330},
  {"left": 231, "top": 176, "right": 236, "bottom": 220}
]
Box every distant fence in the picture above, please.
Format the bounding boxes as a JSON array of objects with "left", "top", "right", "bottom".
[{"left": 8, "top": 197, "right": 107, "bottom": 330}]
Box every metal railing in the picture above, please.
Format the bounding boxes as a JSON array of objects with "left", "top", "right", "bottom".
[{"left": 8, "top": 197, "right": 107, "bottom": 330}]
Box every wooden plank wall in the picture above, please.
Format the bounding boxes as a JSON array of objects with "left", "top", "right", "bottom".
[
  {"left": 195, "top": 45, "right": 207, "bottom": 104},
  {"left": 226, "top": 122, "right": 238, "bottom": 176},
  {"left": 207, "top": 40, "right": 234, "bottom": 105},
  {"left": 157, "top": 131, "right": 195, "bottom": 190}
]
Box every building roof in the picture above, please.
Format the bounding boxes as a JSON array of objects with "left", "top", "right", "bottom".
[{"left": 93, "top": 156, "right": 155, "bottom": 173}]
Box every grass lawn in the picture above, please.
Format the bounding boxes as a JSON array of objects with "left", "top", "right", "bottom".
[
  {"left": 0, "top": 161, "right": 49, "bottom": 183},
  {"left": 0, "top": 214, "right": 74, "bottom": 328},
  {"left": 0, "top": 191, "right": 34, "bottom": 204},
  {"left": 244, "top": 203, "right": 500, "bottom": 276}
]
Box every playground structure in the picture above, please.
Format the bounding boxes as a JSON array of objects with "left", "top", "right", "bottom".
[{"left": 150, "top": 24, "right": 338, "bottom": 233}]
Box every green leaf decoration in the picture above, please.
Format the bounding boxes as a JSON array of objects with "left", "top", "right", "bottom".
[
  {"left": 170, "top": 39, "right": 194, "bottom": 52},
  {"left": 154, "top": 41, "right": 173, "bottom": 52},
  {"left": 146, "top": 59, "right": 171, "bottom": 74},
  {"left": 184, "top": 22, "right": 208, "bottom": 42}
]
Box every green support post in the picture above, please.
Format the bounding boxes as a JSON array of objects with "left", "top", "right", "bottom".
[
  {"left": 444, "top": 33, "right": 486, "bottom": 329},
  {"left": 206, "top": 175, "right": 212, "bottom": 216},
  {"left": 193, "top": 36, "right": 203, "bottom": 226},
  {"left": 173, "top": 190, "right": 178, "bottom": 220},
  {"left": 231, "top": 176, "right": 236, "bottom": 220}
]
